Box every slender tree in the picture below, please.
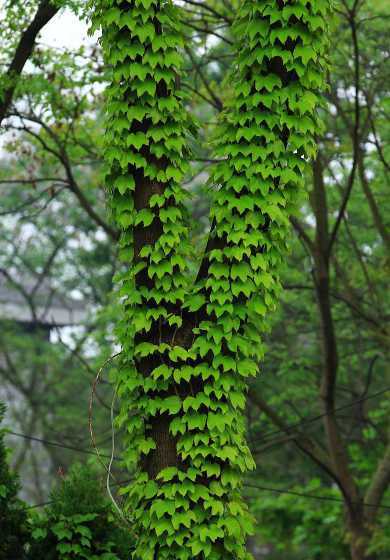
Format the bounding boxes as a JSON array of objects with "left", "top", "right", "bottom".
[{"left": 94, "top": 0, "right": 331, "bottom": 557}]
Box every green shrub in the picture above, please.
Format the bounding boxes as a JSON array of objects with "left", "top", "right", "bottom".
[
  {"left": 28, "top": 464, "right": 134, "bottom": 559},
  {"left": 0, "top": 403, "right": 29, "bottom": 560}
]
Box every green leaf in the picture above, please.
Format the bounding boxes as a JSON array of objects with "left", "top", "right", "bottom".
[
  {"left": 104, "top": 7, "right": 121, "bottom": 25},
  {"left": 294, "top": 44, "right": 317, "bottom": 65},
  {"left": 114, "top": 174, "right": 135, "bottom": 194},
  {"left": 207, "top": 413, "right": 226, "bottom": 432},
  {"left": 162, "top": 395, "right": 181, "bottom": 415},
  {"left": 224, "top": 516, "right": 242, "bottom": 538},
  {"left": 160, "top": 206, "right": 182, "bottom": 222},
  {"left": 143, "top": 480, "right": 158, "bottom": 499},
  {"left": 165, "top": 165, "right": 183, "bottom": 182},
  {"left": 237, "top": 359, "right": 257, "bottom": 377},
  {"left": 134, "top": 209, "right": 154, "bottom": 227},
  {"left": 139, "top": 438, "right": 156, "bottom": 454},
  {"left": 250, "top": 296, "right": 267, "bottom": 316},
  {"left": 230, "top": 262, "right": 251, "bottom": 281},
  {"left": 126, "top": 132, "right": 148, "bottom": 149},
  {"left": 151, "top": 364, "right": 171, "bottom": 380},
  {"left": 127, "top": 106, "right": 148, "bottom": 121},
  {"left": 135, "top": 342, "right": 156, "bottom": 357},
  {"left": 157, "top": 467, "right": 178, "bottom": 481},
  {"left": 169, "top": 346, "right": 188, "bottom": 361},
  {"left": 52, "top": 523, "right": 73, "bottom": 541},
  {"left": 136, "top": 23, "right": 155, "bottom": 43},
  {"left": 151, "top": 499, "right": 176, "bottom": 519},
  {"left": 136, "top": 79, "right": 157, "bottom": 97},
  {"left": 32, "top": 527, "right": 47, "bottom": 540}
]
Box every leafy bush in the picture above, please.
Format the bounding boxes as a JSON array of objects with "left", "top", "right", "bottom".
[
  {"left": 0, "top": 402, "right": 29, "bottom": 560},
  {"left": 28, "top": 464, "right": 134, "bottom": 559},
  {"left": 249, "top": 479, "right": 350, "bottom": 559}
]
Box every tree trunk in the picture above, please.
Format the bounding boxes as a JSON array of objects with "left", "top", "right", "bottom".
[
  {"left": 347, "top": 512, "right": 375, "bottom": 560},
  {"left": 311, "top": 158, "right": 376, "bottom": 560},
  {"left": 96, "top": 0, "right": 333, "bottom": 557}
]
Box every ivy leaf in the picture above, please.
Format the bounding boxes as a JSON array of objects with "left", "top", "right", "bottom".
[
  {"left": 149, "top": 193, "right": 166, "bottom": 207},
  {"left": 161, "top": 395, "right": 181, "bottom": 415},
  {"left": 126, "top": 132, "right": 148, "bottom": 150},
  {"left": 250, "top": 296, "right": 267, "bottom": 316},
  {"left": 224, "top": 516, "right": 242, "bottom": 538},
  {"left": 135, "top": 342, "right": 156, "bottom": 357},
  {"left": 136, "top": 23, "right": 155, "bottom": 43},
  {"left": 160, "top": 206, "right": 182, "bottom": 222},
  {"left": 117, "top": 212, "right": 132, "bottom": 228},
  {"left": 134, "top": 209, "right": 154, "bottom": 227},
  {"left": 104, "top": 7, "right": 121, "bottom": 25},
  {"left": 139, "top": 438, "right": 156, "bottom": 455},
  {"left": 144, "top": 480, "right": 158, "bottom": 499},
  {"left": 203, "top": 463, "right": 221, "bottom": 477},
  {"left": 127, "top": 106, "right": 148, "bottom": 122},
  {"left": 237, "top": 359, "right": 257, "bottom": 377},
  {"left": 137, "top": 0, "right": 156, "bottom": 9},
  {"left": 186, "top": 413, "right": 207, "bottom": 431},
  {"left": 209, "top": 262, "right": 229, "bottom": 279},
  {"left": 151, "top": 364, "right": 171, "bottom": 380},
  {"left": 168, "top": 346, "right": 187, "bottom": 361},
  {"left": 208, "top": 524, "right": 224, "bottom": 542},
  {"left": 52, "top": 523, "right": 73, "bottom": 541},
  {"left": 114, "top": 174, "right": 135, "bottom": 194},
  {"left": 229, "top": 391, "right": 246, "bottom": 409},
  {"left": 213, "top": 354, "right": 236, "bottom": 372},
  {"left": 165, "top": 165, "right": 183, "bottom": 182},
  {"left": 294, "top": 44, "right": 316, "bottom": 65},
  {"left": 230, "top": 262, "right": 251, "bottom": 281},
  {"left": 136, "top": 79, "right": 156, "bottom": 97},
  {"left": 157, "top": 467, "right": 178, "bottom": 482},
  {"left": 154, "top": 518, "right": 173, "bottom": 536},
  {"left": 32, "top": 527, "right": 47, "bottom": 540},
  {"left": 151, "top": 499, "right": 175, "bottom": 519},
  {"left": 207, "top": 413, "right": 226, "bottom": 432}
]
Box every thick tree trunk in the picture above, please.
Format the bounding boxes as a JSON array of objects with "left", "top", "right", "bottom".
[
  {"left": 98, "top": 0, "right": 333, "bottom": 557},
  {"left": 347, "top": 512, "right": 375, "bottom": 560}
]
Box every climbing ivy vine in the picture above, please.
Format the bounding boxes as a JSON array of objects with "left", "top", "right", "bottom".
[{"left": 93, "top": 0, "right": 331, "bottom": 558}]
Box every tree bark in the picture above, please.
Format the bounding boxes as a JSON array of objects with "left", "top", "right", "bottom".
[{"left": 347, "top": 509, "right": 376, "bottom": 560}]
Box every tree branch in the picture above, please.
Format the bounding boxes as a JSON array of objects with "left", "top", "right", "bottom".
[
  {"left": 0, "top": 1, "right": 60, "bottom": 125},
  {"left": 327, "top": 11, "right": 361, "bottom": 257},
  {"left": 185, "top": 46, "right": 223, "bottom": 111},
  {"left": 365, "top": 426, "right": 390, "bottom": 523},
  {"left": 248, "top": 388, "right": 340, "bottom": 485},
  {"left": 357, "top": 148, "right": 390, "bottom": 255}
]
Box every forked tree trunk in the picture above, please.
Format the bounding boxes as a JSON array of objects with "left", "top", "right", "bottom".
[{"left": 94, "top": 0, "right": 332, "bottom": 557}]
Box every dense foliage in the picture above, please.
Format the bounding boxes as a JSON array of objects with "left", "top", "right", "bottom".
[
  {"left": 28, "top": 464, "right": 134, "bottom": 559},
  {"left": 0, "top": 403, "right": 28, "bottom": 560}
]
